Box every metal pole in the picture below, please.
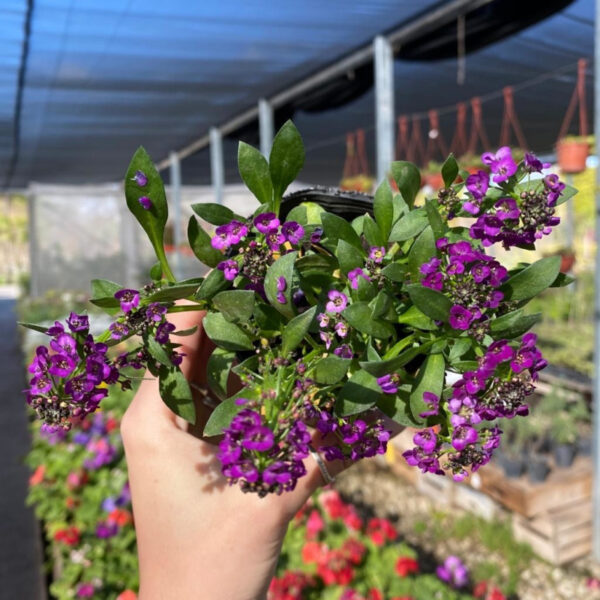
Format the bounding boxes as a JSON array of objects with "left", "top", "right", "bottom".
[
  {"left": 170, "top": 152, "right": 183, "bottom": 280},
  {"left": 210, "top": 127, "right": 224, "bottom": 205},
  {"left": 592, "top": 0, "right": 600, "bottom": 561},
  {"left": 259, "top": 98, "right": 274, "bottom": 158},
  {"left": 26, "top": 190, "right": 39, "bottom": 297},
  {"left": 374, "top": 35, "right": 395, "bottom": 183}
]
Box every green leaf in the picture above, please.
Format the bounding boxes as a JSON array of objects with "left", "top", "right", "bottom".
[
  {"left": 336, "top": 239, "right": 364, "bottom": 274},
  {"left": 491, "top": 312, "right": 542, "bottom": 339},
  {"left": 321, "top": 212, "right": 363, "bottom": 251},
  {"left": 264, "top": 251, "right": 297, "bottom": 318},
  {"left": 335, "top": 369, "right": 382, "bottom": 416},
  {"left": 207, "top": 348, "right": 236, "bottom": 400},
  {"left": 406, "top": 285, "right": 452, "bottom": 322},
  {"left": 203, "top": 312, "right": 254, "bottom": 351},
  {"left": 18, "top": 322, "right": 51, "bottom": 334},
  {"left": 441, "top": 154, "right": 459, "bottom": 187},
  {"left": 313, "top": 356, "right": 351, "bottom": 385},
  {"left": 390, "top": 161, "right": 421, "bottom": 208},
  {"left": 173, "top": 326, "right": 198, "bottom": 336},
  {"left": 408, "top": 226, "right": 436, "bottom": 282},
  {"left": 381, "top": 262, "right": 406, "bottom": 282},
  {"left": 425, "top": 199, "right": 446, "bottom": 239},
  {"left": 150, "top": 262, "right": 163, "bottom": 281},
  {"left": 231, "top": 354, "right": 259, "bottom": 377},
  {"left": 191, "top": 203, "right": 237, "bottom": 226},
  {"left": 124, "top": 147, "right": 173, "bottom": 280},
  {"left": 362, "top": 214, "right": 385, "bottom": 247},
  {"left": 501, "top": 256, "right": 561, "bottom": 302},
  {"left": 378, "top": 393, "right": 420, "bottom": 427},
  {"left": 147, "top": 283, "right": 202, "bottom": 302},
  {"left": 195, "top": 268, "right": 231, "bottom": 301},
  {"left": 374, "top": 179, "right": 394, "bottom": 241},
  {"left": 269, "top": 120, "right": 305, "bottom": 202},
  {"left": 360, "top": 340, "right": 434, "bottom": 377},
  {"left": 551, "top": 272, "right": 575, "bottom": 287},
  {"left": 343, "top": 302, "right": 395, "bottom": 339},
  {"left": 238, "top": 141, "right": 273, "bottom": 206},
  {"left": 212, "top": 290, "right": 255, "bottom": 323},
  {"left": 203, "top": 397, "right": 243, "bottom": 437},
  {"left": 370, "top": 291, "right": 392, "bottom": 319},
  {"left": 448, "top": 338, "right": 472, "bottom": 363},
  {"left": 158, "top": 365, "right": 195, "bottom": 424},
  {"left": 397, "top": 305, "right": 436, "bottom": 330},
  {"left": 296, "top": 253, "right": 337, "bottom": 274},
  {"left": 556, "top": 183, "right": 577, "bottom": 206},
  {"left": 147, "top": 335, "right": 173, "bottom": 366},
  {"left": 281, "top": 306, "right": 317, "bottom": 354},
  {"left": 409, "top": 353, "right": 445, "bottom": 423},
  {"left": 187, "top": 217, "right": 222, "bottom": 268},
  {"left": 89, "top": 279, "right": 122, "bottom": 313},
  {"left": 389, "top": 208, "right": 428, "bottom": 242}
]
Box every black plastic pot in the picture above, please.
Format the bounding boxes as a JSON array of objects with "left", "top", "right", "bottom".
[
  {"left": 553, "top": 443, "right": 577, "bottom": 468},
  {"left": 499, "top": 452, "right": 525, "bottom": 478},
  {"left": 528, "top": 456, "right": 551, "bottom": 483},
  {"left": 281, "top": 187, "right": 374, "bottom": 221}
]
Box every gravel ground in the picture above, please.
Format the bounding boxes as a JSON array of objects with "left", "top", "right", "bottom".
[{"left": 336, "top": 461, "right": 599, "bottom": 600}]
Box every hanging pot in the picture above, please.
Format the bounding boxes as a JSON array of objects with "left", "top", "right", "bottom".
[
  {"left": 556, "top": 140, "right": 588, "bottom": 174},
  {"left": 281, "top": 187, "right": 374, "bottom": 221}
]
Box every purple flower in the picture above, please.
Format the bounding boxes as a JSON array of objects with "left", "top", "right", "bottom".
[
  {"left": 340, "top": 419, "right": 367, "bottom": 444},
  {"left": 276, "top": 276, "right": 287, "bottom": 304},
  {"left": 465, "top": 170, "right": 489, "bottom": 200},
  {"left": 227, "top": 220, "right": 248, "bottom": 244},
  {"left": 524, "top": 152, "right": 550, "bottom": 173},
  {"left": 419, "top": 392, "right": 440, "bottom": 418},
  {"left": 266, "top": 227, "right": 285, "bottom": 251},
  {"left": 452, "top": 425, "right": 478, "bottom": 451},
  {"left": 96, "top": 521, "right": 118, "bottom": 538},
  {"left": 254, "top": 212, "right": 280, "bottom": 234},
  {"left": 334, "top": 321, "right": 348, "bottom": 338},
  {"left": 319, "top": 331, "right": 333, "bottom": 349},
  {"left": 436, "top": 556, "right": 469, "bottom": 588},
  {"left": 369, "top": 246, "right": 386, "bottom": 263},
  {"left": 420, "top": 257, "right": 441, "bottom": 275},
  {"left": 414, "top": 428, "right": 438, "bottom": 454},
  {"left": 155, "top": 321, "right": 176, "bottom": 344},
  {"left": 481, "top": 146, "right": 517, "bottom": 183},
  {"left": 48, "top": 354, "right": 76, "bottom": 377},
  {"left": 211, "top": 220, "right": 248, "bottom": 250},
  {"left": 263, "top": 461, "right": 294, "bottom": 486},
  {"left": 241, "top": 425, "right": 275, "bottom": 451},
  {"left": 132, "top": 170, "right": 148, "bottom": 186},
  {"left": 47, "top": 321, "right": 64, "bottom": 336},
  {"left": 320, "top": 445, "right": 345, "bottom": 461},
  {"left": 333, "top": 344, "right": 352, "bottom": 358},
  {"left": 109, "top": 321, "right": 130, "bottom": 340},
  {"left": 377, "top": 373, "right": 399, "bottom": 395},
  {"left": 51, "top": 333, "right": 77, "bottom": 356},
  {"left": 347, "top": 267, "right": 370, "bottom": 290},
  {"left": 76, "top": 583, "right": 95, "bottom": 598},
  {"left": 217, "top": 259, "right": 239, "bottom": 281},
  {"left": 449, "top": 305, "right": 474, "bottom": 330},
  {"left": 310, "top": 227, "right": 323, "bottom": 244},
  {"left": 318, "top": 312, "right": 330, "bottom": 328},
  {"left": 281, "top": 221, "right": 305, "bottom": 244},
  {"left": 66, "top": 312, "right": 89, "bottom": 332},
  {"left": 495, "top": 197, "right": 520, "bottom": 221},
  {"left": 146, "top": 302, "right": 167, "bottom": 322},
  {"left": 326, "top": 290, "right": 348, "bottom": 313},
  {"left": 138, "top": 196, "right": 152, "bottom": 210},
  {"left": 114, "top": 289, "right": 139, "bottom": 313}
]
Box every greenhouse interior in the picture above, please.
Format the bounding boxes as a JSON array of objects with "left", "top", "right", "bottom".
[{"left": 2, "top": 0, "right": 600, "bottom": 599}]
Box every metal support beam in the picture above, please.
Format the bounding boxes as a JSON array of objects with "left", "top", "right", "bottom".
[
  {"left": 170, "top": 152, "right": 183, "bottom": 280},
  {"left": 154, "top": 0, "right": 492, "bottom": 172},
  {"left": 374, "top": 35, "right": 395, "bottom": 183},
  {"left": 26, "top": 192, "right": 39, "bottom": 297},
  {"left": 210, "top": 127, "right": 224, "bottom": 205},
  {"left": 259, "top": 98, "right": 274, "bottom": 158},
  {"left": 592, "top": 0, "right": 600, "bottom": 562}
]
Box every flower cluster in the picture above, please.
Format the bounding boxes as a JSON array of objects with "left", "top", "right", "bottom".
[
  {"left": 420, "top": 239, "right": 507, "bottom": 336},
  {"left": 26, "top": 313, "right": 122, "bottom": 431},
  {"left": 404, "top": 333, "right": 546, "bottom": 481},
  {"left": 436, "top": 555, "right": 469, "bottom": 589}
]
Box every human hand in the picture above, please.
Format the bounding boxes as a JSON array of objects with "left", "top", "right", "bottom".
[{"left": 121, "top": 306, "right": 352, "bottom": 600}]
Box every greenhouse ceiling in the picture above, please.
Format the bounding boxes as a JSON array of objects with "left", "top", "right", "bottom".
[{"left": 0, "top": 0, "right": 594, "bottom": 189}]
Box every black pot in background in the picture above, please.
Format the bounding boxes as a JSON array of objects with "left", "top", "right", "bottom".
[
  {"left": 553, "top": 443, "right": 577, "bottom": 468},
  {"left": 281, "top": 187, "right": 374, "bottom": 221},
  {"left": 499, "top": 452, "right": 525, "bottom": 478},
  {"left": 578, "top": 436, "right": 592, "bottom": 456},
  {"left": 528, "top": 456, "right": 551, "bottom": 484}
]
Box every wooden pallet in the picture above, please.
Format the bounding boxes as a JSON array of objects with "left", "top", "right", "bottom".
[
  {"left": 477, "top": 456, "right": 592, "bottom": 518},
  {"left": 512, "top": 499, "right": 592, "bottom": 565}
]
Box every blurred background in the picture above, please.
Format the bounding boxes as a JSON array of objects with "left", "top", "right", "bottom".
[{"left": 1, "top": 1, "right": 599, "bottom": 599}]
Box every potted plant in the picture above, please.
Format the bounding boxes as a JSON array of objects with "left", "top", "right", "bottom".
[
  {"left": 556, "top": 135, "right": 591, "bottom": 174},
  {"left": 497, "top": 419, "right": 525, "bottom": 479},
  {"left": 551, "top": 411, "right": 578, "bottom": 468}
]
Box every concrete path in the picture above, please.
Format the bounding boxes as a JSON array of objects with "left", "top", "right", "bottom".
[{"left": 0, "top": 289, "right": 46, "bottom": 599}]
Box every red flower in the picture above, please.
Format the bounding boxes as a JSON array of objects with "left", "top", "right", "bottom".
[
  {"left": 395, "top": 556, "right": 419, "bottom": 577},
  {"left": 29, "top": 465, "right": 45, "bottom": 486},
  {"left": 306, "top": 509, "right": 324, "bottom": 540},
  {"left": 343, "top": 508, "right": 363, "bottom": 532},
  {"left": 317, "top": 549, "right": 355, "bottom": 585},
  {"left": 268, "top": 570, "right": 314, "bottom": 600},
  {"left": 105, "top": 417, "right": 118, "bottom": 432},
  {"left": 367, "top": 518, "right": 397, "bottom": 546},
  {"left": 320, "top": 490, "right": 348, "bottom": 519},
  {"left": 474, "top": 581, "right": 506, "bottom": 600},
  {"left": 116, "top": 591, "right": 137, "bottom": 600},
  {"left": 302, "top": 541, "right": 325, "bottom": 564},
  {"left": 53, "top": 526, "right": 80, "bottom": 546},
  {"left": 368, "top": 589, "right": 384, "bottom": 600},
  {"left": 108, "top": 508, "right": 132, "bottom": 527},
  {"left": 341, "top": 538, "right": 366, "bottom": 565}
]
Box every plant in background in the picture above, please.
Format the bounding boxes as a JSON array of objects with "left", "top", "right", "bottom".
[{"left": 21, "top": 122, "right": 576, "bottom": 495}]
